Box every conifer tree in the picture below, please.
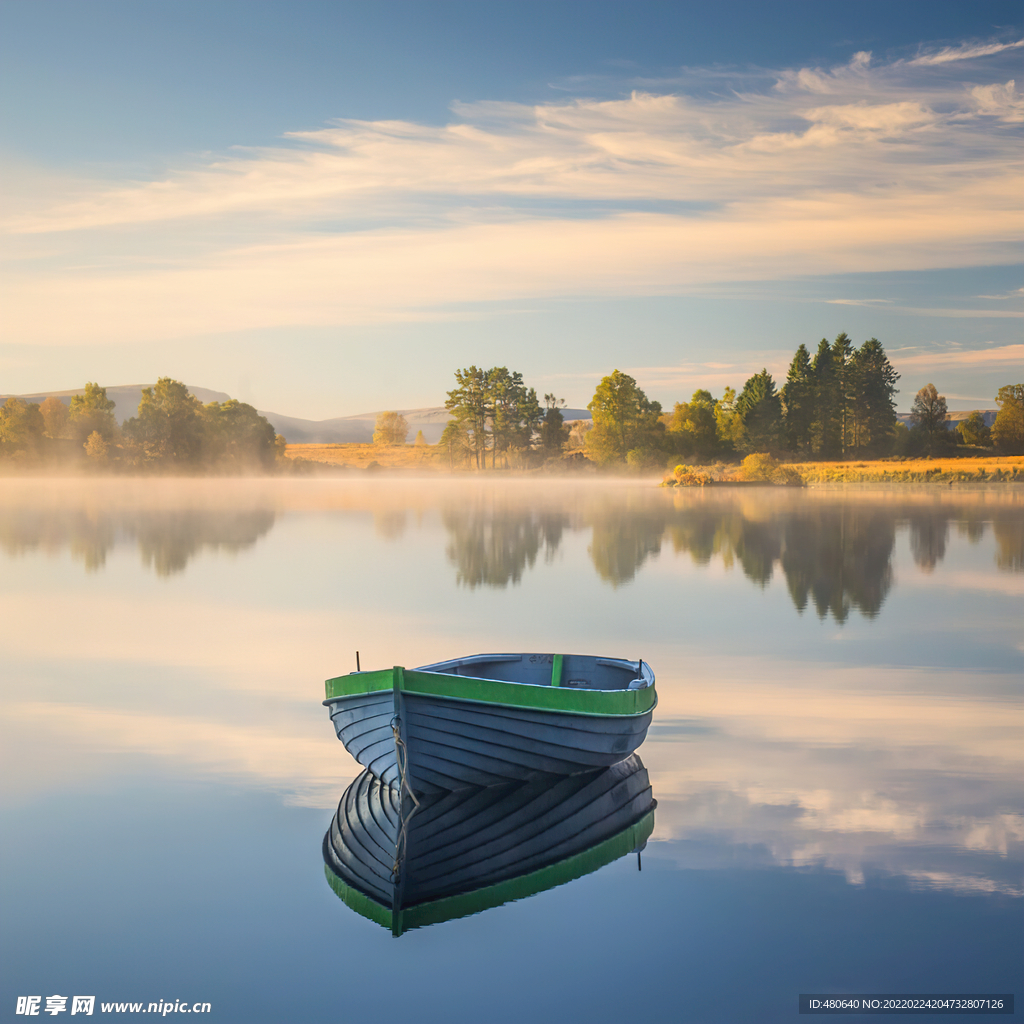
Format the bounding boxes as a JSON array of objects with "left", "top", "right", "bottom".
[
  {"left": 781, "top": 344, "right": 814, "bottom": 452},
  {"left": 736, "top": 369, "right": 783, "bottom": 452},
  {"left": 849, "top": 338, "right": 899, "bottom": 453},
  {"left": 832, "top": 332, "right": 856, "bottom": 455},
  {"left": 811, "top": 339, "right": 840, "bottom": 456}
]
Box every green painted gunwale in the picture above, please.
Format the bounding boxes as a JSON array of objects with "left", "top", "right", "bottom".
[
  {"left": 324, "top": 666, "right": 657, "bottom": 718},
  {"left": 323, "top": 807, "right": 656, "bottom": 936}
]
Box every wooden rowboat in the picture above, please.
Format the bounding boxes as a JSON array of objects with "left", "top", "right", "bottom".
[
  {"left": 323, "top": 653, "right": 656, "bottom": 793},
  {"left": 323, "top": 754, "right": 656, "bottom": 936}
]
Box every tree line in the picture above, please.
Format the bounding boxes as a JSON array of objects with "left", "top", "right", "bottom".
[
  {"left": 438, "top": 366, "right": 569, "bottom": 469},
  {"left": 4, "top": 348, "right": 1021, "bottom": 473},
  {"left": 440, "top": 336, "right": 1023, "bottom": 467},
  {"left": 0, "top": 378, "right": 284, "bottom": 470}
]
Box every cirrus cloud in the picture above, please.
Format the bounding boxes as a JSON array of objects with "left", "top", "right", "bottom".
[{"left": 1, "top": 37, "right": 1021, "bottom": 346}]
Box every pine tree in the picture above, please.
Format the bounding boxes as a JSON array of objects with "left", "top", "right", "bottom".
[
  {"left": 832, "top": 332, "right": 855, "bottom": 455},
  {"left": 781, "top": 344, "right": 814, "bottom": 452},
  {"left": 849, "top": 338, "right": 899, "bottom": 453},
  {"left": 445, "top": 366, "right": 490, "bottom": 469},
  {"left": 811, "top": 339, "right": 840, "bottom": 457},
  {"left": 736, "top": 369, "right": 783, "bottom": 452}
]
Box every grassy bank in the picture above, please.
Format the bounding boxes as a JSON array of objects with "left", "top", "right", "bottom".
[
  {"left": 287, "top": 443, "right": 1024, "bottom": 483},
  {"left": 790, "top": 455, "right": 1024, "bottom": 484},
  {"left": 662, "top": 454, "right": 1024, "bottom": 486},
  {"left": 284, "top": 443, "right": 442, "bottom": 470}
]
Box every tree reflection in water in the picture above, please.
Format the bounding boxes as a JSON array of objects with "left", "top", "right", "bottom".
[
  {"left": 442, "top": 496, "right": 567, "bottom": 588},
  {"left": 440, "top": 487, "right": 1022, "bottom": 620},
  {"left": 587, "top": 492, "right": 667, "bottom": 587},
  {"left": 0, "top": 504, "right": 276, "bottom": 576},
  {"left": 2, "top": 482, "right": 1019, "bottom": 606},
  {"left": 909, "top": 513, "right": 949, "bottom": 573},
  {"left": 994, "top": 515, "right": 1024, "bottom": 571}
]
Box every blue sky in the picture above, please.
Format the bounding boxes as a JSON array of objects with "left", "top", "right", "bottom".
[{"left": 1, "top": 0, "right": 1021, "bottom": 417}]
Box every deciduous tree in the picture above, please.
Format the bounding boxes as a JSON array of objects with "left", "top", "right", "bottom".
[
  {"left": 0, "top": 398, "right": 45, "bottom": 456},
  {"left": 909, "top": 383, "right": 949, "bottom": 454},
  {"left": 586, "top": 370, "right": 662, "bottom": 465},
  {"left": 84, "top": 430, "right": 109, "bottom": 464},
  {"left": 991, "top": 384, "right": 1024, "bottom": 453},
  {"left": 201, "top": 399, "right": 278, "bottom": 469},
  {"left": 373, "top": 411, "right": 409, "bottom": 446},
  {"left": 122, "top": 378, "right": 204, "bottom": 466},
  {"left": 667, "top": 390, "right": 718, "bottom": 458},
  {"left": 714, "top": 387, "right": 743, "bottom": 451},
  {"left": 39, "top": 396, "right": 70, "bottom": 439},
  {"left": 956, "top": 411, "right": 991, "bottom": 448},
  {"left": 69, "top": 382, "right": 117, "bottom": 442}
]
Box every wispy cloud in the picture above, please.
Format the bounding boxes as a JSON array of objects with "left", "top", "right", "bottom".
[
  {"left": 826, "top": 300, "right": 1023, "bottom": 317},
  {"left": 893, "top": 343, "right": 1024, "bottom": 369},
  {"left": 905, "top": 39, "right": 1024, "bottom": 66},
  {"left": 2, "top": 36, "right": 1022, "bottom": 345},
  {"left": 975, "top": 286, "right": 1024, "bottom": 300}
]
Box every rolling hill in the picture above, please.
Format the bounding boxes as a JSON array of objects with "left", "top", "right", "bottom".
[{"left": 0, "top": 385, "right": 592, "bottom": 444}]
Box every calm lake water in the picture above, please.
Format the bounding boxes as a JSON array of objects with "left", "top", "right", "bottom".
[{"left": 1, "top": 478, "right": 1021, "bottom": 1024}]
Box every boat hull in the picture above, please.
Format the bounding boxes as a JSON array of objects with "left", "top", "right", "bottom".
[{"left": 324, "top": 660, "right": 656, "bottom": 793}]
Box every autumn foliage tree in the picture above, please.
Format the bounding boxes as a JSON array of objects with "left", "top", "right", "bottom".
[
  {"left": 69, "top": 382, "right": 117, "bottom": 442},
  {"left": 200, "top": 399, "right": 278, "bottom": 469},
  {"left": 373, "top": 411, "right": 409, "bottom": 446},
  {"left": 992, "top": 384, "right": 1024, "bottom": 453},
  {"left": 39, "top": 396, "right": 70, "bottom": 439},
  {"left": 122, "top": 378, "right": 204, "bottom": 466},
  {"left": 0, "top": 398, "right": 45, "bottom": 457},
  {"left": 909, "top": 383, "right": 950, "bottom": 454},
  {"left": 586, "top": 370, "right": 662, "bottom": 465},
  {"left": 956, "top": 411, "right": 991, "bottom": 448}
]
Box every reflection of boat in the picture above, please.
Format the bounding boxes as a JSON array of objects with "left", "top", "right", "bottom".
[
  {"left": 323, "top": 653, "right": 656, "bottom": 792},
  {"left": 323, "top": 754, "right": 656, "bottom": 936}
]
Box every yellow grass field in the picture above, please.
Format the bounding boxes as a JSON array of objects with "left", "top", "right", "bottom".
[
  {"left": 791, "top": 454, "right": 1024, "bottom": 483},
  {"left": 285, "top": 443, "right": 443, "bottom": 470},
  {"left": 288, "top": 444, "right": 1024, "bottom": 482}
]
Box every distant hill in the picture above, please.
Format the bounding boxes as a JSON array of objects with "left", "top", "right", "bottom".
[
  {"left": 896, "top": 409, "right": 997, "bottom": 431},
  {"left": 269, "top": 406, "right": 592, "bottom": 444},
  {"left": 0, "top": 385, "right": 591, "bottom": 444},
  {"left": 0, "top": 384, "right": 234, "bottom": 427}
]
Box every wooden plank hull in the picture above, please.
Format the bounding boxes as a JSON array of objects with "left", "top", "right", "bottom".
[
  {"left": 324, "top": 655, "right": 657, "bottom": 793},
  {"left": 323, "top": 754, "right": 656, "bottom": 935}
]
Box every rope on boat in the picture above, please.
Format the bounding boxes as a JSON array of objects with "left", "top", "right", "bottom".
[{"left": 390, "top": 715, "right": 421, "bottom": 879}]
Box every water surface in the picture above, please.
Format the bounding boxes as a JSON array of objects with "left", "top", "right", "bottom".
[{"left": 1, "top": 479, "right": 1021, "bottom": 1023}]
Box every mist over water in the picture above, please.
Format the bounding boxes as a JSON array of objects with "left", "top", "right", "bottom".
[{"left": 1, "top": 478, "right": 1021, "bottom": 1022}]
